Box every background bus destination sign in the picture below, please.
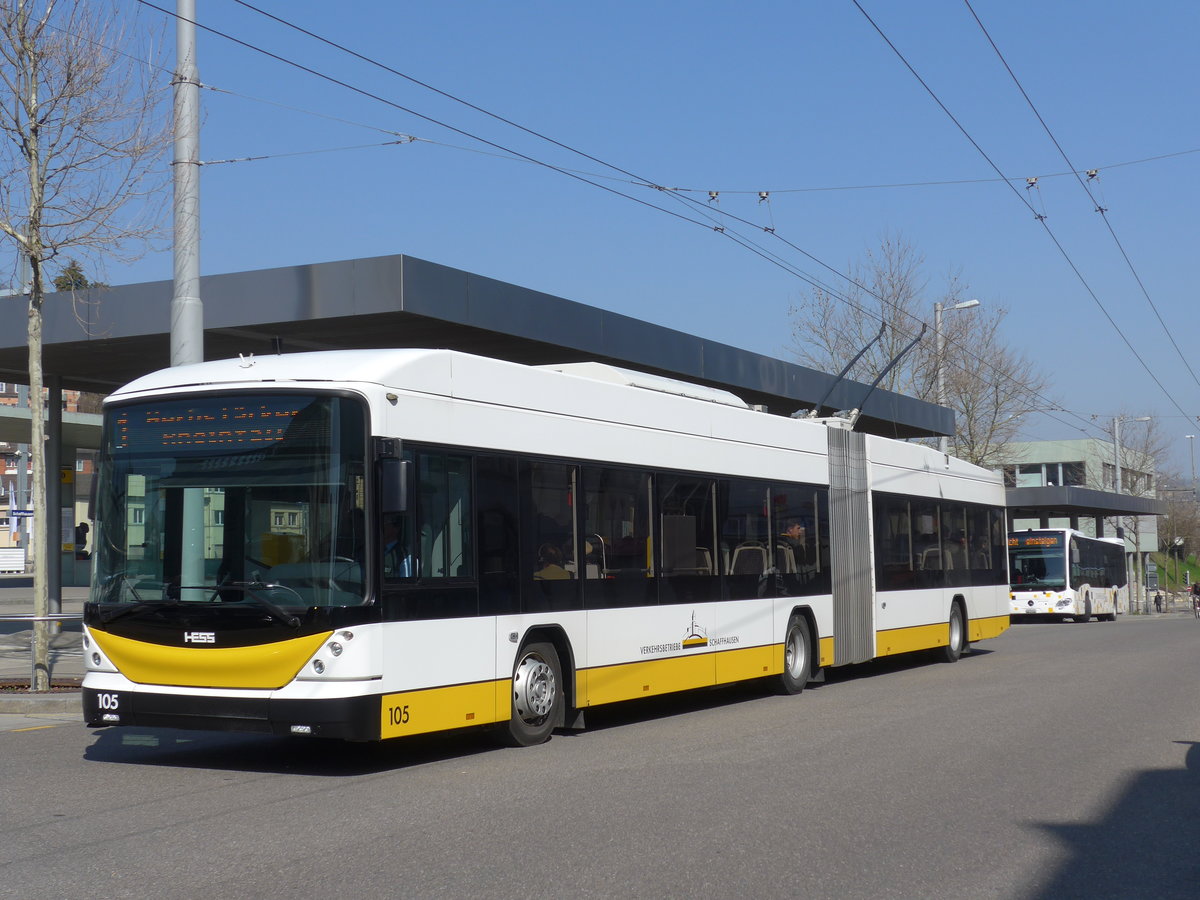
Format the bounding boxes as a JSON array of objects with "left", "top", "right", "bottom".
[
  {"left": 1009, "top": 533, "right": 1063, "bottom": 548},
  {"left": 112, "top": 398, "right": 306, "bottom": 452}
]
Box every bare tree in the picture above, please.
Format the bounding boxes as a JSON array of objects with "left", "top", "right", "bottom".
[
  {"left": 788, "top": 233, "right": 1048, "bottom": 467},
  {"left": 788, "top": 233, "right": 929, "bottom": 396},
  {"left": 0, "top": 0, "right": 167, "bottom": 688},
  {"left": 1157, "top": 473, "right": 1199, "bottom": 591},
  {"left": 1101, "top": 413, "right": 1167, "bottom": 613}
]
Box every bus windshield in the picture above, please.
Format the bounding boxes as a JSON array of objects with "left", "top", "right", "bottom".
[
  {"left": 92, "top": 392, "right": 368, "bottom": 609},
  {"left": 1009, "top": 546, "right": 1066, "bottom": 590}
]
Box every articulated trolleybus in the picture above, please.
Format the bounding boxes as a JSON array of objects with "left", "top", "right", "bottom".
[
  {"left": 1008, "top": 528, "right": 1128, "bottom": 622},
  {"left": 82, "top": 349, "right": 1010, "bottom": 745}
]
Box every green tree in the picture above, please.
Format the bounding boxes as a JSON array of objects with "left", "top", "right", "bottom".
[{"left": 52, "top": 257, "right": 106, "bottom": 292}]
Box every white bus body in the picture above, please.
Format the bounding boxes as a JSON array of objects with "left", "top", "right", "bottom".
[
  {"left": 81, "top": 349, "right": 1010, "bottom": 743},
  {"left": 1009, "top": 528, "right": 1128, "bottom": 622}
]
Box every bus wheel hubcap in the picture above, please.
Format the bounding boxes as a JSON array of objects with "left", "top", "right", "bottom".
[
  {"left": 514, "top": 655, "right": 554, "bottom": 721},
  {"left": 786, "top": 628, "right": 806, "bottom": 677}
]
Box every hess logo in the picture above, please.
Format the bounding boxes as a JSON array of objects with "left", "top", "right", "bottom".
[{"left": 183, "top": 631, "right": 216, "bottom": 644}]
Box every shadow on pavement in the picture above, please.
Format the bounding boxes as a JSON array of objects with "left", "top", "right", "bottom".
[
  {"left": 83, "top": 723, "right": 500, "bottom": 776},
  {"left": 1028, "top": 740, "right": 1200, "bottom": 899}
]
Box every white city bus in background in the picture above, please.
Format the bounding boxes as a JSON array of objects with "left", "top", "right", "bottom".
[
  {"left": 1009, "top": 528, "right": 1128, "bottom": 622},
  {"left": 81, "top": 349, "right": 1010, "bottom": 746}
]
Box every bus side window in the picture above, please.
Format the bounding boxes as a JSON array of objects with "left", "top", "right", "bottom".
[
  {"left": 582, "top": 466, "right": 655, "bottom": 609},
  {"left": 520, "top": 460, "right": 581, "bottom": 614},
  {"left": 385, "top": 450, "right": 475, "bottom": 581},
  {"left": 912, "top": 500, "right": 943, "bottom": 584},
  {"left": 419, "top": 452, "right": 473, "bottom": 579},
  {"left": 477, "top": 454, "right": 519, "bottom": 616},
  {"left": 658, "top": 475, "right": 718, "bottom": 604}
]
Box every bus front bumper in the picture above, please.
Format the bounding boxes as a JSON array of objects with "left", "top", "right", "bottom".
[{"left": 82, "top": 686, "right": 382, "bottom": 741}]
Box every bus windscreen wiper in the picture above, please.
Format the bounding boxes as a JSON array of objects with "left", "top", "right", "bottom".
[
  {"left": 224, "top": 582, "right": 303, "bottom": 628},
  {"left": 97, "top": 596, "right": 179, "bottom": 625}
]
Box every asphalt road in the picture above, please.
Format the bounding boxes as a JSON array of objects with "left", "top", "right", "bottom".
[{"left": 2, "top": 616, "right": 1198, "bottom": 900}]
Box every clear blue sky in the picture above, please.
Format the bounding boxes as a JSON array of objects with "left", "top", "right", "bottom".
[{"left": 108, "top": 1, "right": 1200, "bottom": 474}]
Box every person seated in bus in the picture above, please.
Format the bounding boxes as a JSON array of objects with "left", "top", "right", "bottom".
[
  {"left": 533, "top": 543, "right": 570, "bottom": 580},
  {"left": 778, "top": 520, "right": 807, "bottom": 564}
]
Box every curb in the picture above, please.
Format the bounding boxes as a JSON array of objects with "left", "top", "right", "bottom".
[{"left": 0, "top": 690, "right": 82, "bottom": 715}]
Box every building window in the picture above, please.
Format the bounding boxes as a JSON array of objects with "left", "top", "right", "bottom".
[
  {"left": 1017, "top": 464, "right": 1043, "bottom": 488},
  {"left": 1102, "top": 463, "right": 1116, "bottom": 491}
]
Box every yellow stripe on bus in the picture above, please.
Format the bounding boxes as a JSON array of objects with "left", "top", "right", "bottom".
[
  {"left": 90, "top": 629, "right": 331, "bottom": 690},
  {"left": 579, "top": 644, "right": 777, "bottom": 707},
  {"left": 969, "top": 614, "right": 1010, "bottom": 641},
  {"left": 380, "top": 618, "right": 1004, "bottom": 738},
  {"left": 819, "top": 636, "right": 834, "bottom": 668},
  {"left": 380, "top": 680, "right": 508, "bottom": 738},
  {"left": 874, "top": 613, "right": 1010, "bottom": 657},
  {"left": 874, "top": 622, "right": 949, "bottom": 657}
]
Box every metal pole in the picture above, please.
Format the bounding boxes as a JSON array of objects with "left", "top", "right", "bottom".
[
  {"left": 935, "top": 302, "right": 946, "bottom": 454},
  {"left": 171, "top": 0, "right": 202, "bottom": 367},
  {"left": 46, "top": 375, "right": 61, "bottom": 616},
  {"left": 1113, "top": 416, "right": 1122, "bottom": 494}
]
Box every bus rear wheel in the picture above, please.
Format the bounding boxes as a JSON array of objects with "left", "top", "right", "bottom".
[
  {"left": 938, "top": 603, "right": 966, "bottom": 663},
  {"left": 776, "top": 615, "right": 812, "bottom": 695},
  {"left": 503, "top": 642, "right": 563, "bottom": 747}
]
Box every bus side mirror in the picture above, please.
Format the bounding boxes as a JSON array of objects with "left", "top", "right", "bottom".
[{"left": 380, "top": 458, "right": 409, "bottom": 514}]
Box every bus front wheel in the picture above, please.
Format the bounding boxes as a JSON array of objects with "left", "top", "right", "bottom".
[
  {"left": 1074, "top": 596, "right": 1092, "bottom": 624},
  {"left": 503, "top": 642, "right": 563, "bottom": 747}
]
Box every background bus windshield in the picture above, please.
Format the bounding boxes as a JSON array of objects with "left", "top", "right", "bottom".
[
  {"left": 93, "top": 393, "right": 368, "bottom": 608},
  {"left": 1009, "top": 545, "right": 1066, "bottom": 590}
]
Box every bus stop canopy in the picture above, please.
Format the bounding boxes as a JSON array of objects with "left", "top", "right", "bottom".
[
  {"left": 1006, "top": 485, "right": 1166, "bottom": 528},
  {"left": 0, "top": 253, "right": 953, "bottom": 440}
]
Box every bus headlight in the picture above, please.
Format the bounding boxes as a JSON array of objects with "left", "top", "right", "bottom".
[
  {"left": 328, "top": 641, "right": 343, "bottom": 657},
  {"left": 312, "top": 659, "right": 326, "bottom": 674}
]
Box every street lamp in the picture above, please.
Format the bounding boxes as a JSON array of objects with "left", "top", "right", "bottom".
[{"left": 934, "top": 298, "right": 981, "bottom": 454}]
